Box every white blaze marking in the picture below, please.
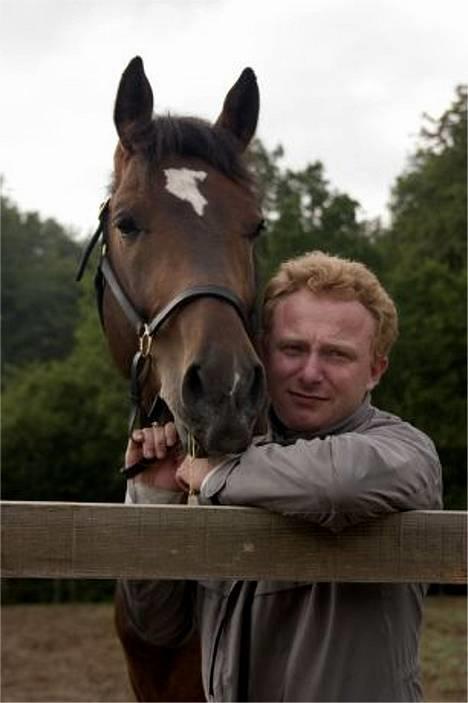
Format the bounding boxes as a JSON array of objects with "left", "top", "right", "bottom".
[
  {"left": 228, "top": 372, "right": 241, "bottom": 397},
  {"left": 164, "top": 167, "right": 208, "bottom": 216}
]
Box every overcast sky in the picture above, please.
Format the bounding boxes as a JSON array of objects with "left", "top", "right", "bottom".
[{"left": 1, "top": 0, "right": 466, "bottom": 239}]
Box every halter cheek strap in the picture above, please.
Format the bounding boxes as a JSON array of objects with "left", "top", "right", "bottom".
[
  {"left": 76, "top": 200, "right": 109, "bottom": 283},
  {"left": 101, "top": 255, "right": 249, "bottom": 339}
]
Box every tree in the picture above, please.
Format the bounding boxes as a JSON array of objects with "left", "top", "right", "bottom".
[
  {"left": 2, "top": 268, "right": 129, "bottom": 504},
  {"left": 386, "top": 85, "right": 466, "bottom": 272},
  {"left": 1, "top": 197, "right": 81, "bottom": 383},
  {"left": 374, "top": 85, "right": 467, "bottom": 508},
  {"left": 248, "top": 141, "right": 381, "bottom": 285}
]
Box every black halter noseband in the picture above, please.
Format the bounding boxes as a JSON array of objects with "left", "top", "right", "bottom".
[{"left": 76, "top": 199, "right": 253, "bottom": 474}]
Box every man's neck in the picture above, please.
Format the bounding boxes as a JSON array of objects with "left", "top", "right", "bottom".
[{"left": 269, "top": 394, "right": 372, "bottom": 443}]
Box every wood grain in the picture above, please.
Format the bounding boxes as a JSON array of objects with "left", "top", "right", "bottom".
[{"left": 2, "top": 501, "right": 466, "bottom": 583}]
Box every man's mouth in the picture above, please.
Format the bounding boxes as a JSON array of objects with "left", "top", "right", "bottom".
[{"left": 289, "top": 390, "right": 329, "bottom": 402}]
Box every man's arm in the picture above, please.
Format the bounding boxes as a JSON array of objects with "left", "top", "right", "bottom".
[{"left": 195, "top": 415, "right": 443, "bottom": 532}]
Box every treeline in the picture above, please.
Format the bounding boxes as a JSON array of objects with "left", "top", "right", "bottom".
[{"left": 2, "top": 86, "right": 466, "bottom": 602}]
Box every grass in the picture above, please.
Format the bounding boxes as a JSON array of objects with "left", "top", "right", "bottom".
[
  {"left": 1, "top": 595, "right": 466, "bottom": 702},
  {"left": 421, "top": 595, "right": 467, "bottom": 702}
]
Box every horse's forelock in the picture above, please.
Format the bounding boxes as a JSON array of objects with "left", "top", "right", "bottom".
[{"left": 110, "top": 115, "right": 252, "bottom": 193}]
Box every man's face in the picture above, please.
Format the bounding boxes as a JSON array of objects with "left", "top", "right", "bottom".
[{"left": 263, "top": 289, "right": 388, "bottom": 432}]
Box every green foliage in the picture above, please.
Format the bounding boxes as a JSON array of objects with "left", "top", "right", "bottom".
[
  {"left": 2, "top": 278, "right": 128, "bottom": 504},
  {"left": 376, "top": 260, "right": 465, "bottom": 445},
  {"left": 1, "top": 197, "right": 82, "bottom": 383},
  {"left": 374, "top": 85, "right": 467, "bottom": 508},
  {"left": 249, "top": 141, "right": 381, "bottom": 286},
  {"left": 1, "top": 578, "right": 117, "bottom": 605},
  {"left": 388, "top": 85, "right": 466, "bottom": 273}
]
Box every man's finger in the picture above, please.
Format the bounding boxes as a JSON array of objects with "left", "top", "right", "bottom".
[
  {"left": 141, "top": 427, "right": 156, "bottom": 459},
  {"left": 151, "top": 425, "right": 171, "bottom": 459},
  {"left": 130, "top": 430, "right": 144, "bottom": 444},
  {"left": 125, "top": 432, "right": 145, "bottom": 466},
  {"left": 165, "top": 422, "right": 178, "bottom": 448}
]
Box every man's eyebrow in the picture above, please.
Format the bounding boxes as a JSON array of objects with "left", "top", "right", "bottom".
[
  {"left": 277, "top": 336, "right": 307, "bottom": 346},
  {"left": 322, "top": 340, "right": 353, "bottom": 349},
  {"left": 321, "top": 341, "right": 358, "bottom": 355}
]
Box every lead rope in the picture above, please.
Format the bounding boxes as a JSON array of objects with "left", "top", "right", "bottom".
[{"left": 187, "top": 432, "right": 200, "bottom": 506}]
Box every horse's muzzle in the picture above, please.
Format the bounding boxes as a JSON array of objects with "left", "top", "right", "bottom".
[{"left": 180, "top": 359, "right": 267, "bottom": 454}]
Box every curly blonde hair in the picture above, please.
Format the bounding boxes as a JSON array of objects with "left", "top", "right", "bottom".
[{"left": 262, "top": 251, "right": 398, "bottom": 357}]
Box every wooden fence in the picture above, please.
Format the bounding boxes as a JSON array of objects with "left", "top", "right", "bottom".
[{"left": 1, "top": 501, "right": 466, "bottom": 584}]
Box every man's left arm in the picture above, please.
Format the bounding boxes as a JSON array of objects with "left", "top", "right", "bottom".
[{"left": 180, "top": 422, "right": 443, "bottom": 532}]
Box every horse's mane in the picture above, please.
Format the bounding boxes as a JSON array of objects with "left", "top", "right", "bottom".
[{"left": 112, "top": 114, "right": 253, "bottom": 189}]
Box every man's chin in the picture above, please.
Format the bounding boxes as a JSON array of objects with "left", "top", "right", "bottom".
[{"left": 283, "top": 407, "right": 330, "bottom": 433}]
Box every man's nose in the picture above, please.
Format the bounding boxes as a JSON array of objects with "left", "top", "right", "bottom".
[{"left": 299, "top": 353, "right": 324, "bottom": 384}]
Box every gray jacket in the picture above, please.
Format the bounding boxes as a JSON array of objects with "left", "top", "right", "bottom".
[{"left": 123, "top": 397, "right": 442, "bottom": 702}]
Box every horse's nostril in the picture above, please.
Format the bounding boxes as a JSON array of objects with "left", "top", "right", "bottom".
[
  {"left": 182, "top": 363, "right": 204, "bottom": 404},
  {"left": 182, "top": 359, "right": 265, "bottom": 411}
]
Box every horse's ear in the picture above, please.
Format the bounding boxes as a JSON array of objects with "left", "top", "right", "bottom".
[
  {"left": 215, "top": 68, "right": 259, "bottom": 151},
  {"left": 114, "top": 56, "right": 154, "bottom": 152}
]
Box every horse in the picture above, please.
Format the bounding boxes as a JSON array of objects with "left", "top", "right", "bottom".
[{"left": 78, "top": 56, "right": 265, "bottom": 700}]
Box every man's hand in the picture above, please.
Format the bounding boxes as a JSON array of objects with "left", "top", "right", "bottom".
[
  {"left": 125, "top": 422, "right": 225, "bottom": 494},
  {"left": 125, "top": 422, "right": 182, "bottom": 491},
  {"left": 175, "top": 455, "right": 221, "bottom": 493}
]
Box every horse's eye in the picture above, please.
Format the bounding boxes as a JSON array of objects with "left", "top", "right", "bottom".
[
  {"left": 114, "top": 215, "right": 142, "bottom": 238},
  {"left": 245, "top": 219, "right": 266, "bottom": 240},
  {"left": 251, "top": 219, "right": 266, "bottom": 239}
]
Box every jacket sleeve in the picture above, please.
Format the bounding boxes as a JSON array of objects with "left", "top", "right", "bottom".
[
  {"left": 199, "top": 418, "right": 443, "bottom": 532},
  {"left": 118, "top": 481, "right": 196, "bottom": 648}
]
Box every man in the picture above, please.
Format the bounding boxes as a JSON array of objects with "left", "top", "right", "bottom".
[{"left": 122, "top": 251, "right": 442, "bottom": 702}]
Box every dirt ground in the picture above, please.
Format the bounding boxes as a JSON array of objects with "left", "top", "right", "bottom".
[
  {"left": 1, "top": 596, "right": 467, "bottom": 702},
  {"left": 2, "top": 603, "right": 133, "bottom": 702}
]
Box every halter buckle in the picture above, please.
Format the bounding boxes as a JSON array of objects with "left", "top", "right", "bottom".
[{"left": 139, "top": 324, "right": 153, "bottom": 357}]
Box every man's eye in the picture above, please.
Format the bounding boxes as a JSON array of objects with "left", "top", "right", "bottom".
[
  {"left": 114, "top": 215, "right": 142, "bottom": 238},
  {"left": 325, "top": 349, "right": 347, "bottom": 360},
  {"left": 282, "top": 345, "right": 302, "bottom": 356}
]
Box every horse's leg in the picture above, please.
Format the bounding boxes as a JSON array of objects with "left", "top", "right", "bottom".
[{"left": 114, "top": 585, "right": 205, "bottom": 702}]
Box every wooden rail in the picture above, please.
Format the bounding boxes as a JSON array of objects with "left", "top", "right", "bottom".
[{"left": 1, "top": 501, "right": 466, "bottom": 584}]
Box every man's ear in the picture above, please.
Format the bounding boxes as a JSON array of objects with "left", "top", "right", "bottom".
[{"left": 367, "top": 355, "right": 389, "bottom": 391}]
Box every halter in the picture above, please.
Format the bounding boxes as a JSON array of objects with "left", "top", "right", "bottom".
[{"left": 76, "top": 199, "right": 253, "bottom": 476}]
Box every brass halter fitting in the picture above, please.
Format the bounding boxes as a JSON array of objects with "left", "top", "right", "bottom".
[{"left": 139, "top": 324, "right": 153, "bottom": 357}]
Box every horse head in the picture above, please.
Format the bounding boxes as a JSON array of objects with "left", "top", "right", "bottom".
[{"left": 100, "top": 57, "right": 266, "bottom": 455}]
